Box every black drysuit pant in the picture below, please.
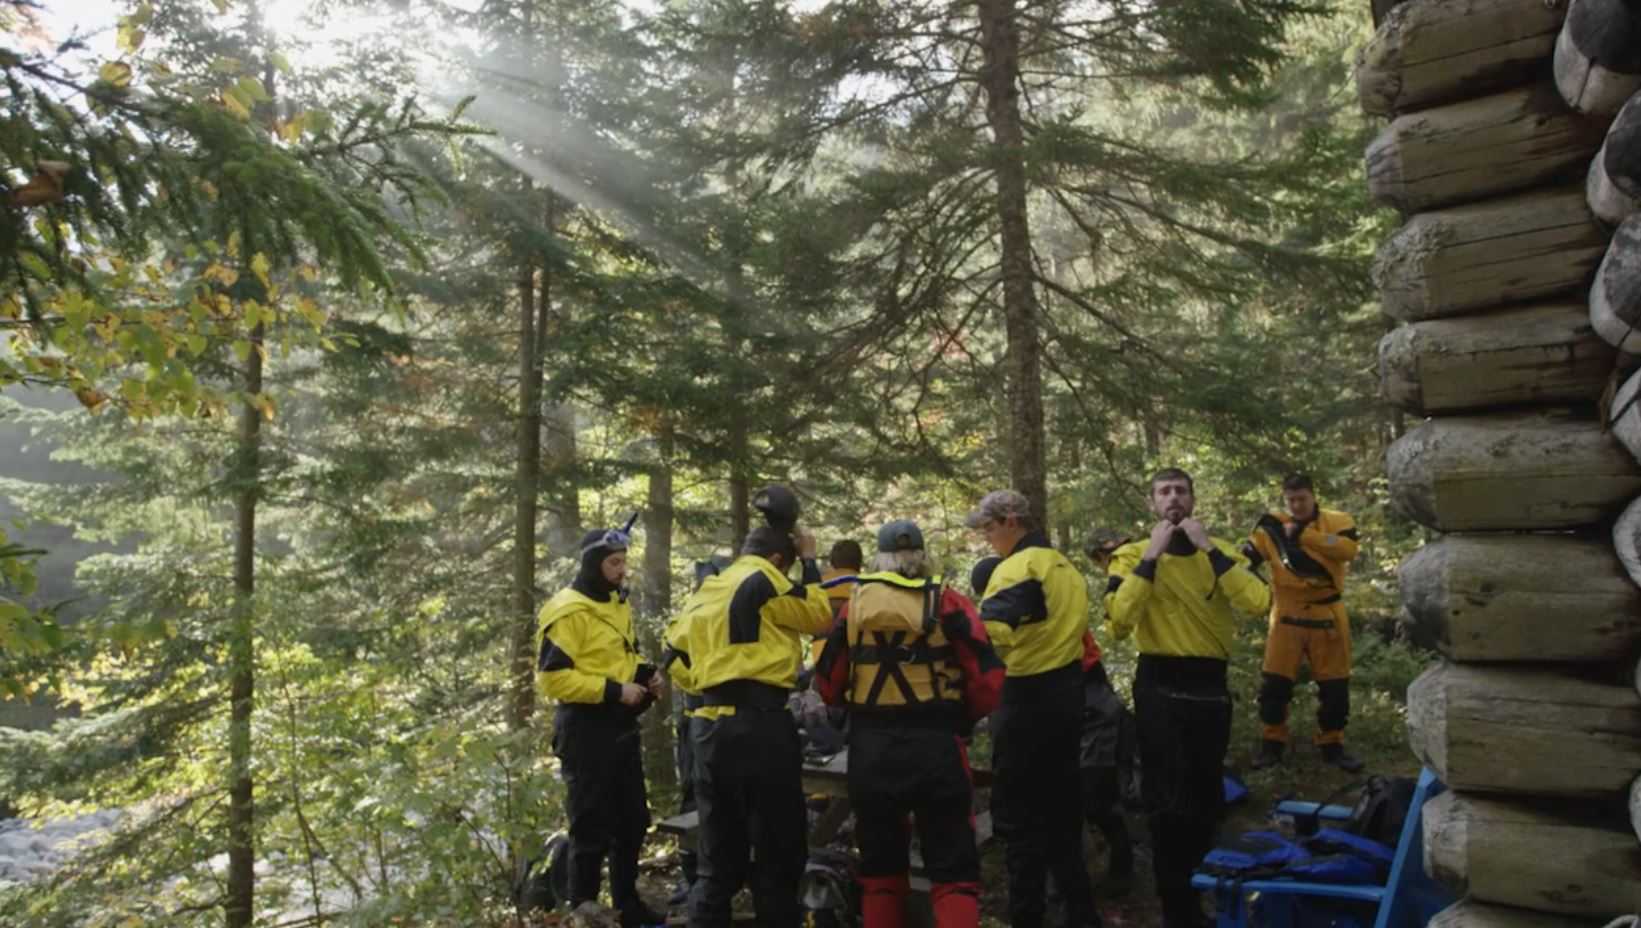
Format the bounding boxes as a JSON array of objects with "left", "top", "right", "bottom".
[
  {"left": 1079, "top": 663, "right": 1133, "bottom": 878},
  {"left": 676, "top": 700, "right": 701, "bottom": 879},
  {"left": 553, "top": 703, "right": 651, "bottom": 909},
  {"left": 848, "top": 725, "right": 981, "bottom": 885},
  {"left": 989, "top": 662, "right": 1099, "bottom": 928},
  {"left": 689, "top": 708, "right": 807, "bottom": 928},
  {"left": 1132, "top": 655, "right": 1231, "bottom": 921}
]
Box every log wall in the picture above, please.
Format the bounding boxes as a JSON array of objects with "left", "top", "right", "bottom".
[{"left": 1364, "top": 0, "right": 1641, "bottom": 918}]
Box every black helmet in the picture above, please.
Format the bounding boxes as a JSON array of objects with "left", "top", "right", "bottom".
[{"left": 752, "top": 484, "right": 801, "bottom": 533}]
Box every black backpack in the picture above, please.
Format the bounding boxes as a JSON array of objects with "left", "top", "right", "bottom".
[
  {"left": 798, "top": 847, "right": 860, "bottom": 928},
  {"left": 1346, "top": 776, "right": 1417, "bottom": 848},
  {"left": 515, "top": 833, "right": 570, "bottom": 912}
]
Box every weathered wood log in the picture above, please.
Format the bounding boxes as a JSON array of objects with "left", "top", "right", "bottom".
[
  {"left": 1378, "top": 302, "right": 1613, "bottom": 413},
  {"left": 1553, "top": 0, "right": 1641, "bottom": 116},
  {"left": 1398, "top": 534, "right": 1641, "bottom": 662},
  {"left": 1356, "top": 0, "right": 1565, "bottom": 117},
  {"left": 1590, "top": 214, "right": 1641, "bottom": 351},
  {"left": 1587, "top": 139, "right": 1641, "bottom": 227},
  {"left": 1424, "top": 790, "right": 1641, "bottom": 916},
  {"left": 1610, "top": 368, "right": 1641, "bottom": 465},
  {"left": 1430, "top": 900, "right": 1597, "bottom": 928},
  {"left": 1408, "top": 661, "right": 1641, "bottom": 798},
  {"left": 1387, "top": 410, "right": 1641, "bottom": 531},
  {"left": 1606, "top": 92, "right": 1641, "bottom": 202},
  {"left": 1631, "top": 774, "right": 1641, "bottom": 845},
  {"left": 1375, "top": 188, "right": 1608, "bottom": 321},
  {"left": 1367, "top": 83, "right": 1611, "bottom": 212},
  {"left": 1588, "top": 94, "right": 1641, "bottom": 225},
  {"left": 1613, "top": 495, "right": 1641, "bottom": 592}
]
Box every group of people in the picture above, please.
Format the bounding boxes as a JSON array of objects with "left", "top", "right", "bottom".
[{"left": 534, "top": 471, "right": 1362, "bottom": 928}]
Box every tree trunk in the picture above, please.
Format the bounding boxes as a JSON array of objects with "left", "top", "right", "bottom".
[
  {"left": 1553, "top": 0, "right": 1641, "bottom": 115},
  {"left": 728, "top": 429, "right": 750, "bottom": 552},
  {"left": 1356, "top": 0, "right": 1566, "bottom": 117},
  {"left": 226, "top": 19, "right": 276, "bottom": 922},
  {"left": 645, "top": 434, "right": 674, "bottom": 617},
  {"left": 1373, "top": 187, "right": 1607, "bottom": 322},
  {"left": 1397, "top": 533, "right": 1641, "bottom": 662},
  {"left": 1366, "top": 83, "right": 1610, "bottom": 212},
  {"left": 1386, "top": 409, "right": 1641, "bottom": 530},
  {"left": 1408, "top": 661, "right": 1641, "bottom": 798},
  {"left": 227, "top": 317, "right": 261, "bottom": 928},
  {"left": 1377, "top": 301, "right": 1613, "bottom": 414},
  {"left": 1423, "top": 790, "right": 1641, "bottom": 917},
  {"left": 509, "top": 242, "right": 541, "bottom": 735},
  {"left": 1588, "top": 213, "right": 1641, "bottom": 352},
  {"left": 543, "top": 401, "right": 581, "bottom": 559},
  {"left": 977, "top": 0, "right": 1048, "bottom": 527}
]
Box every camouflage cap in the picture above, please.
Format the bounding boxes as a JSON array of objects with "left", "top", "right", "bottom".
[{"left": 1083, "top": 526, "right": 1132, "bottom": 560}]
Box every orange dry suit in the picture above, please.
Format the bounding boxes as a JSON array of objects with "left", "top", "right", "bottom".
[{"left": 1245, "top": 508, "right": 1359, "bottom": 746}]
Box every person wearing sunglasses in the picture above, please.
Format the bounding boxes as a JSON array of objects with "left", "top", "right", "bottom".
[{"left": 537, "top": 526, "right": 665, "bottom": 928}]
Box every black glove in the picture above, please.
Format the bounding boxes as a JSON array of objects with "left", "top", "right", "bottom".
[{"left": 631, "top": 663, "right": 659, "bottom": 715}]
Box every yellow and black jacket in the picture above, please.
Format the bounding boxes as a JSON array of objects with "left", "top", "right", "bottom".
[
  {"left": 671, "top": 554, "right": 833, "bottom": 716},
  {"left": 979, "top": 531, "right": 1089, "bottom": 677},
  {"left": 537, "top": 586, "right": 640, "bottom": 705},
  {"left": 1104, "top": 535, "right": 1271, "bottom": 660},
  {"left": 822, "top": 567, "right": 856, "bottom": 621},
  {"left": 1247, "top": 509, "right": 1359, "bottom": 622},
  {"left": 661, "top": 575, "right": 723, "bottom": 699}
]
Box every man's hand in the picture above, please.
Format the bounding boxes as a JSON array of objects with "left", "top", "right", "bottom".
[
  {"left": 644, "top": 674, "right": 663, "bottom": 697},
  {"left": 618, "top": 683, "right": 647, "bottom": 707},
  {"left": 794, "top": 525, "right": 818, "bottom": 559},
  {"left": 1180, "top": 518, "right": 1213, "bottom": 552},
  {"left": 1144, "top": 520, "right": 1176, "bottom": 559}
]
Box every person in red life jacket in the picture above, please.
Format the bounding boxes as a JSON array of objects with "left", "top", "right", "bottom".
[
  {"left": 815, "top": 520, "right": 1005, "bottom": 928},
  {"left": 537, "top": 526, "right": 666, "bottom": 927},
  {"left": 1240, "top": 473, "right": 1364, "bottom": 772},
  {"left": 966, "top": 490, "right": 1102, "bottom": 928}
]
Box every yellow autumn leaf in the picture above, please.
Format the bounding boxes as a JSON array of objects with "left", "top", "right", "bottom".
[{"left": 98, "top": 61, "right": 133, "bottom": 88}]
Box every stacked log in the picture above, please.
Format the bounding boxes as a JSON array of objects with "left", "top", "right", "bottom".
[
  {"left": 1590, "top": 213, "right": 1641, "bottom": 351},
  {"left": 1362, "top": 0, "right": 1641, "bottom": 921},
  {"left": 1373, "top": 189, "right": 1608, "bottom": 322},
  {"left": 1553, "top": 0, "right": 1641, "bottom": 117},
  {"left": 1588, "top": 94, "right": 1641, "bottom": 226}
]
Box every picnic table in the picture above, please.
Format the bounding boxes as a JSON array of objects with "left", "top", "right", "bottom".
[{"left": 658, "top": 746, "right": 993, "bottom": 855}]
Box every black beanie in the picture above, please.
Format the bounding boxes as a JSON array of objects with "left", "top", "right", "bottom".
[
  {"left": 970, "top": 555, "right": 1002, "bottom": 600},
  {"left": 575, "top": 528, "right": 629, "bottom": 598}
]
